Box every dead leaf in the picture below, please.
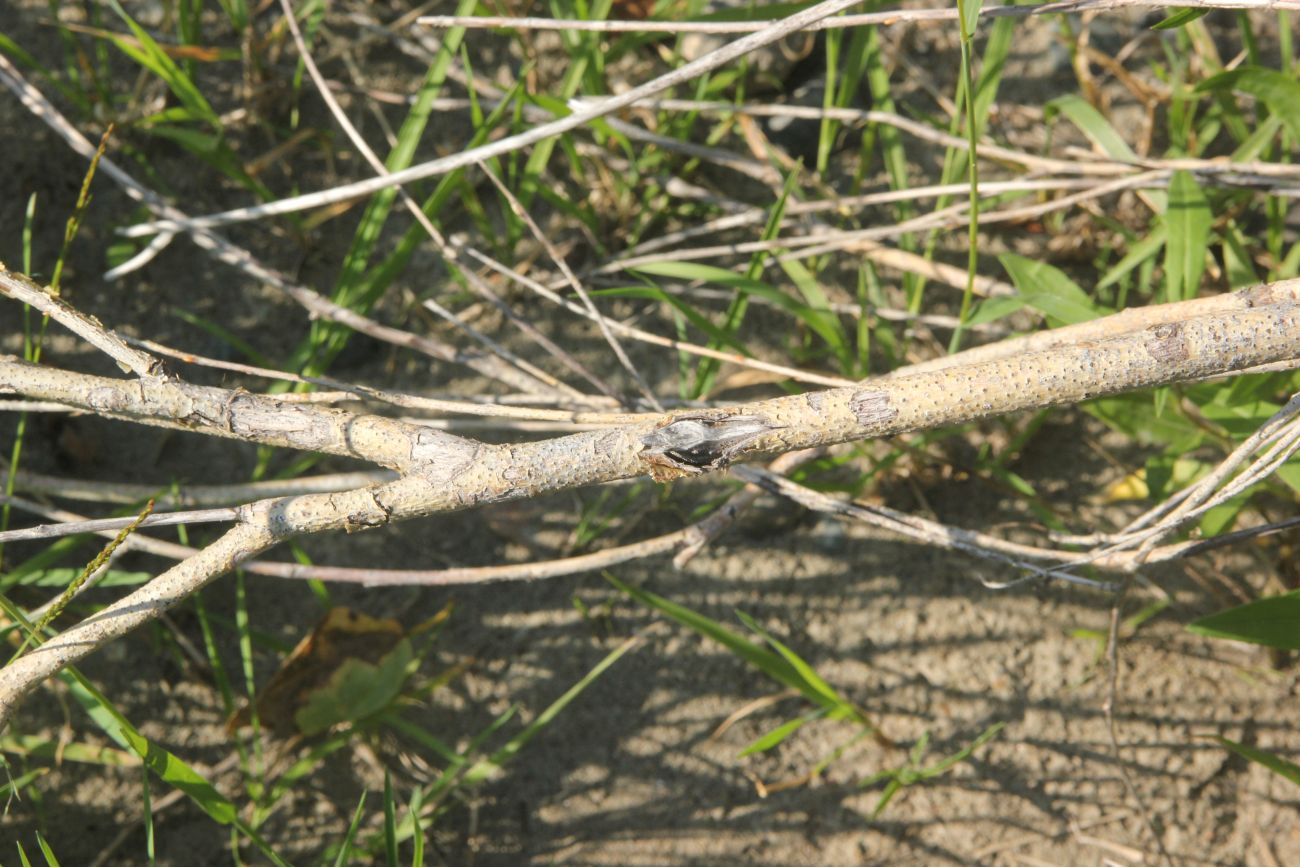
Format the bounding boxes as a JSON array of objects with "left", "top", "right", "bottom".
[{"left": 228, "top": 607, "right": 404, "bottom": 736}]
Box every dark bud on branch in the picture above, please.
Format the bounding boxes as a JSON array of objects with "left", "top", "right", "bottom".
[{"left": 639, "top": 414, "right": 781, "bottom": 482}]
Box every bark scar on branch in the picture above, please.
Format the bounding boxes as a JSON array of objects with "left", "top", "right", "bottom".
[{"left": 640, "top": 413, "right": 783, "bottom": 481}]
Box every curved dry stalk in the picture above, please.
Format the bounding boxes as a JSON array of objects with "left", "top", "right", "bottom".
[
  {"left": 0, "top": 521, "right": 282, "bottom": 724},
  {"left": 416, "top": 0, "right": 1300, "bottom": 34},
  {"left": 4, "top": 467, "right": 394, "bottom": 508},
  {"left": 618, "top": 177, "right": 1108, "bottom": 261},
  {"left": 476, "top": 162, "right": 664, "bottom": 411},
  {"left": 0, "top": 506, "right": 238, "bottom": 544},
  {"left": 127, "top": 335, "right": 645, "bottom": 423},
  {"left": 597, "top": 171, "right": 1182, "bottom": 283},
  {"left": 733, "top": 465, "right": 1110, "bottom": 589},
  {"left": 277, "top": 0, "right": 617, "bottom": 405},
  {"left": 0, "top": 55, "right": 563, "bottom": 400},
  {"left": 120, "top": 0, "right": 875, "bottom": 240},
  {"left": 459, "top": 243, "right": 859, "bottom": 388}
]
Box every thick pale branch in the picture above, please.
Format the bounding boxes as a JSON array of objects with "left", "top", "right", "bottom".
[
  {"left": 0, "top": 521, "right": 281, "bottom": 723},
  {"left": 0, "top": 270, "right": 162, "bottom": 376},
  {"left": 0, "top": 357, "right": 480, "bottom": 472},
  {"left": 220, "top": 281, "right": 1300, "bottom": 534},
  {"left": 2, "top": 280, "right": 1298, "bottom": 725}
]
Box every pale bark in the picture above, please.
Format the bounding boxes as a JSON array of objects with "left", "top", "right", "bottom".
[{"left": 3, "top": 270, "right": 1300, "bottom": 724}]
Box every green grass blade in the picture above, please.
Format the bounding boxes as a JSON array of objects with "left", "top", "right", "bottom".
[
  {"left": 1097, "top": 225, "right": 1167, "bottom": 292},
  {"left": 738, "top": 711, "right": 819, "bottom": 757},
  {"left": 383, "top": 771, "right": 398, "bottom": 867},
  {"left": 1164, "top": 170, "right": 1212, "bottom": 302},
  {"left": 594, "top": 284, "right": 748, "bottom": 353},
  {"left": 916, "top": 722, "right": 1005, "bottom": 778},
  {"left": 633, "top": 260, "right": 843, "bottom": 355},
  {"left": 998, "top": 254, "right": 1107, "bottom": 324},
  {"left": 0, "top": 734, "right": 139, "bottom": 767},
  {"left": 142, "top": 765, "right": 155, "bottom": 867},
  {"left": 777, "top": 257, "right": 853, "bottom": 371},
  {"left": 1187, "top": 591, "right": 1300, "bottom": 650},
  {"left": 1, "top": 768, "right": 48, "bottom": 803},
  {"left": 105, "top": 0, "right": 220, "bottom": 128},
  {"left": 120, "top": 726, "right": 238, "bottom": 825},
  {"left": 606, "top": 573, "right": 812, "bottom": 695},
  {"left": 463, "top": 631, "right": 637, "bottom": 785},
  {"left": 408, "top": 786, "right": 425, "bottom": 867},
  {"left": 332, "top": 793, "right": 369, "bottom": 867},
  {"left": 34, "top": 833, "right": 60, "bottom": 867},
  {"left": 1198, "top": 67, "right": 1300, "bottom": 142},
  {"left": 1046, "top": 94, "right": 1139, "bottom": 162},
  {"left": 1211, "top": 736, "right": 1300, "bottom": 787},
  {"left": 734, "top": 610, "right": 844, "bottom": 709},
  {"left": 1152, "top": 8, "right": 1210, "bottom": 30},
  {"left": 263, "top": 731, "right": 352, "bottom": 810},
  {"left": 293, "top": 0, "right": 477, "bottom": 378}
]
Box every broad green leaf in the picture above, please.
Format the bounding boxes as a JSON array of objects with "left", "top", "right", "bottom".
[
  {"left": 1046, "top": 94, "right": 1138, "bottom": 161},
  {"left": 966, "top": 295, "right": 1025, "bottom": 326},
  {"left": 1187, "top": 591, "right": 1300, "bottom": 650},
  {"left": 1142, "top": 456, "right": 1209, "bottom": 502},
  {"left": 1198, "top": 67, "right": 1300, "bottom": 142},
  {"left": 294, "top": 639, "right": 415, "bottom": 736},
  {"left": 1199, "top": 495, "right": 1248, "bottom": 537},
  {"left": 1164, "top": 171, "right": 1212, "bottom": 301},
  {"left": 1086, "top": 394, "right": 1203, "bottom": 451},
  {"left": 999, "top": 253, "right": 1106, "bottom": 324},
  {"left": 1199, "top": 397, "right": 1284, "bottom": 436},
  {"left": 1221, "top": 220, "right": 1261, "bottom": 287},
  {"left": 1212, "top": 736, "right": 1300, "bottom": 787}
]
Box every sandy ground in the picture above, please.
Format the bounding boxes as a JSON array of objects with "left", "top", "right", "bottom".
[{"left": 1, "top": 1, "right": 1297, "bottom": 864}]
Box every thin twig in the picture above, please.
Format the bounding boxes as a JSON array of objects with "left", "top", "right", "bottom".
[
  {"left": 0, "top": 54, "right": 561, "bottom": 398},
  {"left": 118, "top": 0, "right": 892, "bottom": 239},
  {"left": 277, "top": 0, "right": 610, "bottom": 403},
  {"left": 477, "top": 162, "right": 664, "bottom": 411},
  {"left": 0, "top": 269, "right": 162, "bottom": 377}
]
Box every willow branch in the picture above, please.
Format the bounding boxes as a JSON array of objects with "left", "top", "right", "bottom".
[{"left": 2, "top": 278, "right": 1299, "bottom": 725}]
